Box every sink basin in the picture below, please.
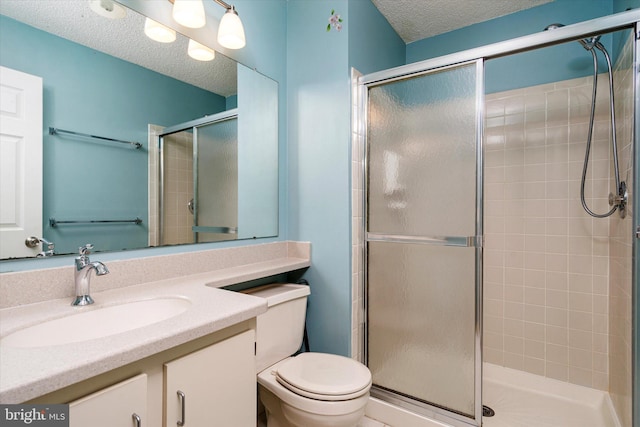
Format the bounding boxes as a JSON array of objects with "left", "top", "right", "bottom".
[{"left": 1, "top": 297, "right": 191, "bottom": 348}]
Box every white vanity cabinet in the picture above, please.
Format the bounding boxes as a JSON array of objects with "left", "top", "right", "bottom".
[
  {"left": 69, "top": 374, "right": 147, "bottom": 427},
  {"left": 28, "top": 322, "right": 257, "bottom": 427},
  {"left": 164, "top": 329, "right": 256, "bottom": 427}
]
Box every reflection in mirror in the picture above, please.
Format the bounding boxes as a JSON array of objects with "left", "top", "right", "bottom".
[
  {"left": 0, "top": 1, "right": 278, "bottom": 260},
  {"left": 155, "top": 111, "right": 240, "bottom": 246}
]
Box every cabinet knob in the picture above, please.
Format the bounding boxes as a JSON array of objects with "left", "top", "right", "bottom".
[
  {"left": 177, "top": 390, "right": 186, "bottom": 426},
  {"left": 132, "top": 413, "right": 141, "bottom": 427}
]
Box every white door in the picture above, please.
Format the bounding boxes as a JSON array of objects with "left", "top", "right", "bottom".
[{"left": 0, "top": 66, "right": 43, "bottom": 258}]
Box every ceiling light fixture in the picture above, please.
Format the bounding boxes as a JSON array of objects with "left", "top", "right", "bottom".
[
  {"left": 172, "top": 0, "right": 206, "bottom": 28},
  {"left": 144, "top": 18, "right": 177, "bottom": 43},
  {"left": 188, "top": 39, "right": 216, "bottom": 61}
]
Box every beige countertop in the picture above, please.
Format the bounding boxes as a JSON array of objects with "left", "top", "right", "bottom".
[{"left": 0, "top": 246, "right": 310, "bottom": 403}]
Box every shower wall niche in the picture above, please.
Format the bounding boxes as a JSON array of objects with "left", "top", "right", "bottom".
[{"left": 483, "top": 34, "right": 633, "bottom": 427}]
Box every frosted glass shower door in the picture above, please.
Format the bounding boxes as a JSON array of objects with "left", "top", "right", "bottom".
[
  {"left": 193, "top": 117, "right": 238, "bottom": 242},
  {"left": 365, "top": 61, "right": 482, "bottom": 424}
]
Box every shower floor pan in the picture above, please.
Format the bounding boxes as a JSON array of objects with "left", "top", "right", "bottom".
[{"left": 483, "top": 363, "right": 621, "bottom": 427}]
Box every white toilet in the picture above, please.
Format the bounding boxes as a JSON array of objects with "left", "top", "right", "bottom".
[{"left": 244, "top": 283, "right": 372, "bottom": 427}]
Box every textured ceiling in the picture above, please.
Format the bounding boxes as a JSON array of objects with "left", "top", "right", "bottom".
[
  {"left": 371, "top": 0, "right": 554, "bottom": 43},
  {"left": 0, "top": 0, "right": 237, "bottom": 97},
  {"left": 0, "top": 0, "right": 556, "bottom": 93}
]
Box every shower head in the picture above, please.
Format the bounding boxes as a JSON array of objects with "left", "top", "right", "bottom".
[
  {"left": 578, "top": 35, "right": 602, "bottom": 51},
  {"left": 544, "top": 23, "right": 601, "bottom": 51}
]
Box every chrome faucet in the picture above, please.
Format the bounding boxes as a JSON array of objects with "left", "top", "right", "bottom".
[
  {"left": 72, "top": 244, "right": 109, "bottom": 306},
  {"left": 37, "top": 238, "right": 55, "bottom": 257},
  {"left": 24, "top": 236, "right": 55, "bottom": 257}
]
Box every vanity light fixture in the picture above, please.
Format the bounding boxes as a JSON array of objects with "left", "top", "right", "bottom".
[
  {"left": 172, "top": 0, "right": 206, "bottom": 28},
  {"left": 188, "top": 39, "right": 216, "bottom": 61},
  {"left": 215, "top": 1, "right": 246, "bottom": 49},
  {"left": 169, "top": 0, "right": 246, "bottom": 49},
  {"left": 144, "top": 18, "right": 177, "bottom": 43}
]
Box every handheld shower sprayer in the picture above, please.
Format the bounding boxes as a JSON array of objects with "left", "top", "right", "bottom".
[{"left": 543, "top": 23, "right": 627, "bottom": 218}]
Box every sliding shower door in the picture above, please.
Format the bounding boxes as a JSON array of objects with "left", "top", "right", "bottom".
[
  {"left": 193, "top": 117, "right": 238, "bottom": 243},
  {"left": 364, "top": 60, "right": 483, "bottom": 426}
]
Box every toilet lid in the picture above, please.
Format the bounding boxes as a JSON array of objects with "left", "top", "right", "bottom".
[{"left": 275, "top": 353, "right": 372, "bottom": 400}]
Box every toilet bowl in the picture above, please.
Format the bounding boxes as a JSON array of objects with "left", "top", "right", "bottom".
[{"left": 243, "top": 283, "right": 372, "bottom": 427}]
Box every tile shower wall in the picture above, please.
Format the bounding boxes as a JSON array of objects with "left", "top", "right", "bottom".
[
  {"left": 148, "top": 125, "right": 194, "bottom": 247},
  {"left": 352, "top": 68, "right": 365, "bottom": 361},
  {"left": 484, "top": 69, "right": 621, "bottom": 390},
  {"left": 608, "top": 35, "right": 634, "bottom": 427},
  {"left": 148, "top": 125, "right": 161, "bottom": 247}
]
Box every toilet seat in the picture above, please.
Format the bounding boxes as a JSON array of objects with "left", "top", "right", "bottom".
[{"left": 275, "top": 353, "right": 372, "bottom": 401}]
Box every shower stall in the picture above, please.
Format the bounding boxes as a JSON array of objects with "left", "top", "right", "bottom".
[{"left": 355, "top": 11, "right": 638, "bottom": 427}]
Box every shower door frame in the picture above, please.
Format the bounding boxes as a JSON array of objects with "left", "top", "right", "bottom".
[
  {"left": 362, "top": 59, "right": 485, "bottom": 427},
  {"left": 634, "top": 21, "right": 640, "bottom": 427},
  {"left": 358, "top": 10, "right": 640, "bottom": 427}
]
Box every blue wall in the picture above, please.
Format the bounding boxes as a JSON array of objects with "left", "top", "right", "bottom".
[
  {"left": 348, "top": 0, "right": 405, "bottom": 75},
  {"left": 287, "top": 0, "right": 404, "bottom": 356},
  {"left": 287, "top": 0, "right": 352, "bottom": 356},
  {"left": 406, "top": 0, "right": 622, "bottom": 93},
  {"left": 0, "top": 16, "right": 227, "bottom": 255}
]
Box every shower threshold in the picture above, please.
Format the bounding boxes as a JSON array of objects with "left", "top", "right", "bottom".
[{"left": 483, "top": 363, "right": 621, "bottom": 427}]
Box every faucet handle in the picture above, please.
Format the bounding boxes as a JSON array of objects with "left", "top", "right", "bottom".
[{"left": 79, "top": 244, "right": 94, "bottom": 256}]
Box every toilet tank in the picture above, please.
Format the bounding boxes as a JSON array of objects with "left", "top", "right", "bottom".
[{"left": 241, "top": 283, "right": 310, "bottom": 372}]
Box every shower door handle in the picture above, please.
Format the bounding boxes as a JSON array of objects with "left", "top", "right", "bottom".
[{"left": 366, "top": 233, "right": 482, "bottom": 248}]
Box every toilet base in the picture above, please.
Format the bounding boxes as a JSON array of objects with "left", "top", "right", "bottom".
[
  {"left": 282, "top": 401, "right": 366, "bottom": 427},
  {"left": 260, "top": 386, "right": 290, "bottom": 427},
  {"left": 259, "top": 384, "right": 368, "bottom": 427}
]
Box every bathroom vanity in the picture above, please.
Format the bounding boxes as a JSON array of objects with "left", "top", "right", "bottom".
[
  {"left": 63, "top": 323, "right": 255, "bottom": 427},
  {"left": 0, "top": 242, "right": 310, "bottom": 426}
]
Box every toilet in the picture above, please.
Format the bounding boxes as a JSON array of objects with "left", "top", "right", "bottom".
[{"left": 243, "top": 283, "right": 372, "bottom": 427}]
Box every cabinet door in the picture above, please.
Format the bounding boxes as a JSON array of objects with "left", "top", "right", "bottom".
[
  {"left": 69, "top": 374, "right": 147, "bottom": 427},
  {"left": 164, "top": 330, "right": 255, "bottom": 427}
]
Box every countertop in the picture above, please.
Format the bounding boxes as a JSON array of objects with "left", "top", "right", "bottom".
[
  {"left": 0, "top": 273, "right": 268, "bottom": 403},
  {"left": 0, "top": 241, "right": 311, "bottom": 403}
]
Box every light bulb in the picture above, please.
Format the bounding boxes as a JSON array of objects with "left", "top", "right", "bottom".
[
  {"left": 172, "top": 0, "right": 206, "bottom": 29},
  {"left": 144, "top": 18, "right": 176, "bottom": 43},
  {"left": 217, "top": 7, "right": 245, "bottom": 49},
  {"left": 188, "top": 39, "right": 215, "bottom": 61}
]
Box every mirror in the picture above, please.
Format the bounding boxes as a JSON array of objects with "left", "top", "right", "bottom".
[{"left": 0, "top": 0, "right": 278, "bottom": 259}]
